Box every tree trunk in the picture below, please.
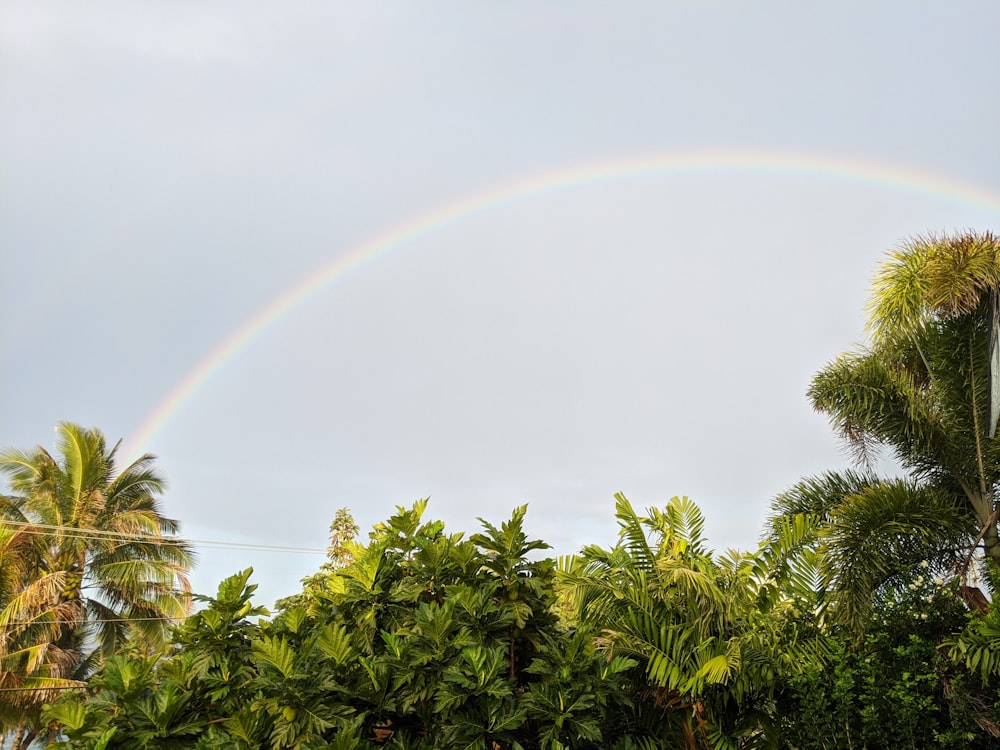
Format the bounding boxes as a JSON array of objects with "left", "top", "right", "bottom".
[
  {"left": 16, "top": 727, "right": 38, "bottom": 750},
  {"left": 508, "top": 624, "right": 515, "bottom": 680},
  {"left": 983, "top": 521, "right": 1000, "bottom": 593},
  {"left": 982, "top": 521, "right": 1000, "bottom": 566}
]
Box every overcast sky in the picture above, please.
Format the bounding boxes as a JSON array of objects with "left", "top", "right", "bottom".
[{"left": 3, "top": 2, "right": 999, "bottom": 607}]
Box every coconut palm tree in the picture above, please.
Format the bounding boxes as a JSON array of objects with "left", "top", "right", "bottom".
[
  {"left": 0, "top": 423, "right": 194, "bottom": 747},
  {"left": 768, "top": 231, "right": 1000, "bottom": 628}
]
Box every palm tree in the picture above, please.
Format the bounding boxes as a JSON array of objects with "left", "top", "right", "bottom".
[
  {"left": 562, "top": 493, "right": 825, "bottom": 749},
  {"left": 768, "top": 231, "right": 1000, "bottom": 627},
  {"left": 0, "top": 423, "right": 194, "bottom": 747}
]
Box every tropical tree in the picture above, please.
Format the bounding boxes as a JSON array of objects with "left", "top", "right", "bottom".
[
  {"left": 275, "top": 507, "right": 360, "bottom": 612},
  {"left": 768, "top": 231, "right": 1000, "bottom": 628},
  {"left": 298, "top": 500, "right": 565, "bottom": 748},
  {"left": 561, "top": 493, "right": 826, "bottom": 750},
  {"left": 469, "top": 506, "right": 555, "bottom": 681},
  {"left": 0, "top": 423, "right": 194, "bottom": 747}
]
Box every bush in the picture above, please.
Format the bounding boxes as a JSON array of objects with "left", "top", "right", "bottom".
[{"left": 778, "top": 565, "right": 1000, "bottom": 749}]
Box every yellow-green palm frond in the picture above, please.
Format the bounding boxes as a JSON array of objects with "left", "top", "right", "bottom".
[
  {"left": 767, "top": 470, "right": 879, "bottom": 528},
  {"left": 653, "top": 559, "right": 726, "bottom": 620},
  {"left": 0, "top": 671, "right": 85, "bottom": 715},
  {"left": 0, "top": 638, "right": 79, "bottom": 680},
  {"left": 0, "top": 448, "right": 46, "bottom": 489},
  {"left": 0, "top": 523, "right": 36, "bottom": 589},
  {"left": 613, "top": 493, "right": 657, "bottom": 573},
  {"left": 756, "top": 513, "right": 821, "bottom": 596},
  {"left": 55, "top": 423, "right": 112, "bottom": 510},
  {"left": 867, "top": 231, "right": 1000, "bottom": 344},
  {"left": 0, "top": 572, "right": 74, "bottom": 632},
  {"left": 763, "top": 473, "right": 873, "bottom": 603},
  {"left": 924, "top": 231, "right": 1000, "bottom": 317},
  {"left": 867, "top": 237, "right": 933, "bottom": 342},
  {"left": 648, "top": 495, "right": 710, "bottom": 560}
]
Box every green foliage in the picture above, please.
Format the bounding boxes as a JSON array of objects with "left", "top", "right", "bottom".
[
  {"left": 301, "top": 501, "right": 587, "bottom": 748},
  {"left": 56, "top": 490, "right": 974, "bottom": 750},
  {"left": 28, "top": 231, "right": 1000, "bottom": 750},
  {"left": 522, "top": 626, "right": 637, "bottom": 749},
  {"left": 768, "top": 232, "right": 1000, "bottom": 632},
  {"left": 779, "top": 566, "right": 1000, "bottom": 748},
  {"left": 769, "top": 232, "right": 1000, "bottom": 746},
  {"left": 769, "top": 471, "right": 973, "bottom": 628},
  {"left": 45, "top": 502, "right": 647, "bottom": 749},
  {"left": 46, "top": 568, "right": 268, "bottom": 749},
  {"left": 561, "top": 493, "right": 829, "bottom": 749}
]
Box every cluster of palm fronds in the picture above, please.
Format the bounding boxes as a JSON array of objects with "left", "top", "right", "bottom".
[
  {"left": 0, "top": 424, "right": 193, "bottom": 749},
  {"left": 767, "top": 232, "right": 1000, "bottom": 632}
]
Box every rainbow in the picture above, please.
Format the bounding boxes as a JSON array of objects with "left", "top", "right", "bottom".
[{"left": 123, "top": 148, "right": 1000, "bottom": 460}]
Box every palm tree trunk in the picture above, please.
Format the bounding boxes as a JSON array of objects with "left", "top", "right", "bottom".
[
  {"left": 962, "top": 486, "right": 1000, "bottom": 566},
  {"left": 15, "top": 727, "right": 37, "bottom": 750},
  {"left": 983, "top": 523, "right": 1000, "bottom": 566}
]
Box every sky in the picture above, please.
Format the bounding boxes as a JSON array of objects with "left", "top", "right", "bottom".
[{"left": 2, "top": 2, "right": 1000, "bottom": 608}]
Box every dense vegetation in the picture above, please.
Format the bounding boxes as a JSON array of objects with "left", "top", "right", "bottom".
[{"left": 5, "top": 231, "right": 1000, "bottom": 748}]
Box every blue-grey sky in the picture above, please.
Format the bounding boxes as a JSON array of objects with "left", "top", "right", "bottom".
[{"left": 3, "top": 2, "right": 999, "bottom": 607}]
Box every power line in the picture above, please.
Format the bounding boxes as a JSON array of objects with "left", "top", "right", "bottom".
[
  {"left": 1, "top": 615, "right": 189, "bottom": 628},
  {"left": 0, "top": 518, "right": 171, "bottom": 542},
  {"left": 0, "top": 519, "right": 327, "bottom": 555}
]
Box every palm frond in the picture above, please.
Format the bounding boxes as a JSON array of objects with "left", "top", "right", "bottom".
[
  {"left": 923, "top": 231, "right": 1000, "bottom": 318},
  {"left": 0, "top": 448, "right": 46, "bottom": 488},
  {"left": 613, "top": 493, "right": 656, "bottom": 573},
  {"left": 663, "top": 496, "right": 708, "bottom": 555},
  {"left": 105, "top": 455, "right": 168, "bottom": 506},
  {"left": 809, "top": 348, "right": 948, "bottom": 470},
  {"left": 819, "top": 479, "right": 971, "bottom": 628},
  {"left": 867, "top": 231, "right": 1000, "bottom": 342},
  {"left": 56, "top": 423, "right": 108, "bottom": 512}
]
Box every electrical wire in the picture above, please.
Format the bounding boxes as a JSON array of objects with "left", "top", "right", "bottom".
[
  {"left": 0, "top": 521, "right": 331, "bottom": 633},
  {"left": 0, "top": 518, "right": 327, "bottom": 554},
  {"left": 1, "top": 615, "right": 190, "bottom": 628}
]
